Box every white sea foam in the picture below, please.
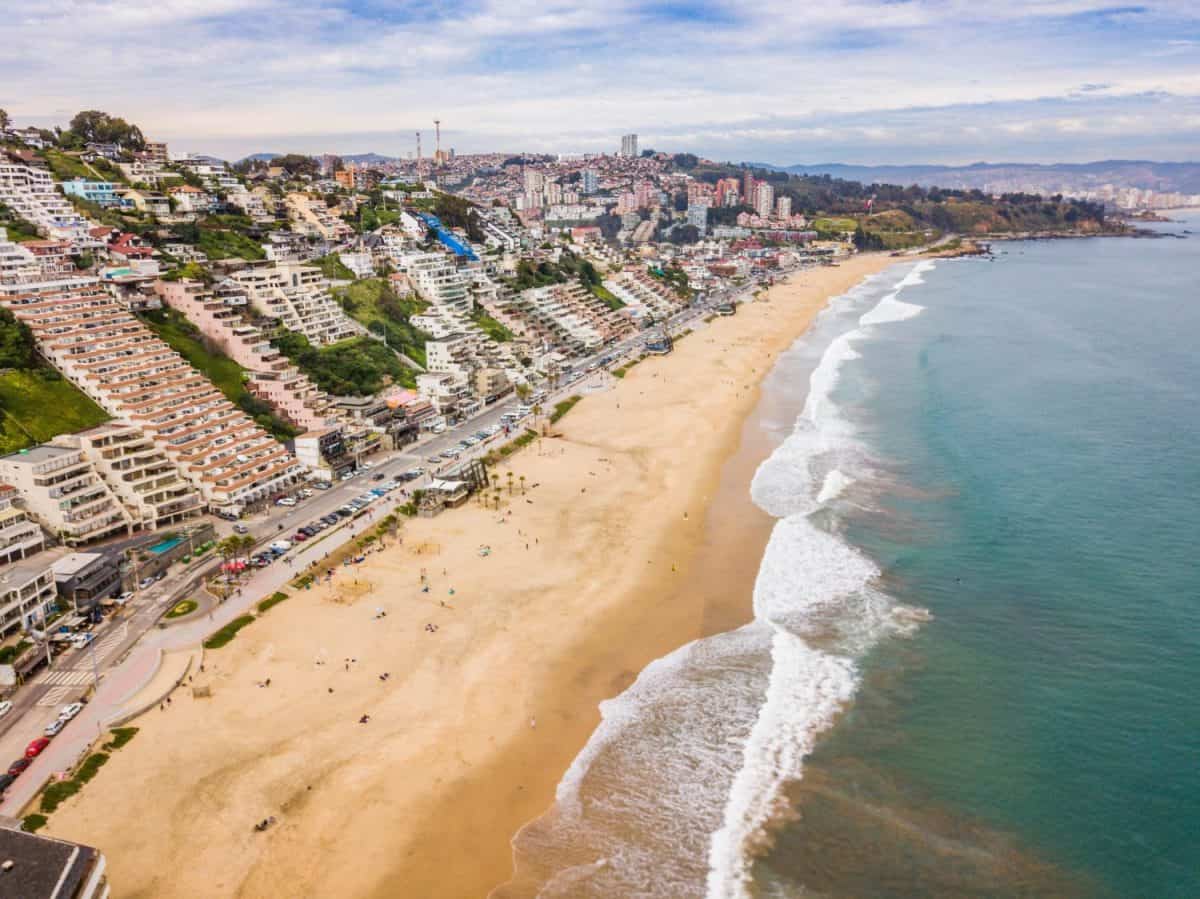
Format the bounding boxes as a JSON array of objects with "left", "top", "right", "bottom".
[
  {"left": 516, "top": 261, "right": 936, "bottom": 899},
  {"left": 705, "top": 261, "right": 935, "bottom": 899},
  {"left": 817, "top": 468, "right": 854, "bottom": 504},
  {"left": 706, "top": 631, "right": 858, "bottom": 899}
]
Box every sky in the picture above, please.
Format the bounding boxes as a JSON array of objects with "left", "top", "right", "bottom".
[{"left": 2, "top": 1, "right": 1199, "bottom": 164}]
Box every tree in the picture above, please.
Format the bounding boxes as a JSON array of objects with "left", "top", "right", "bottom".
[
  {"left": 0, "top": 307, "right": 36, "bottom": 369},
  {"left": 0, "top": 109, "right": 9, "bottom": 131},
  {"left": 66, "top": 110, "right": 145, "bottom": 151}
]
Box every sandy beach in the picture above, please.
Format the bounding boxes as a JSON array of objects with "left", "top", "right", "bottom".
[{"left": 45, "top": 253, "right": 895, "bottom": 899}]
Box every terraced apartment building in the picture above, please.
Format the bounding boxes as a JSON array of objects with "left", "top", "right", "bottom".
[
  {"left": 602, "top": 269, "right": 688, "bottom": 323},
  {"left": 155, "top": 278, "right": 342, "bottom": 431},
  {"left": 227, "top": 261, "right": 362, "bottom": 346},
  {"left": 0, "top": 276, "right": 306, "bottom": 513},
  {"left": 0, "top": 161, "right": 102, "bottom": 250}
]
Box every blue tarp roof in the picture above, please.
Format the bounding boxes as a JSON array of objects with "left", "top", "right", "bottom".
[{"left": 417, "top": 213, "right": 478, "bottom": 261}]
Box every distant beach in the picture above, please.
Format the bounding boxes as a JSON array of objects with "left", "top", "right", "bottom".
[{"left": 44, "top": 253, "right": 896, "bottom": 898}]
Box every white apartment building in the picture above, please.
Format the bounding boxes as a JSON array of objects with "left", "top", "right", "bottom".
[
  {"left": 398, "top": 252, "right": 472, "bottom": 315},
  {"left": 0, "top": 444, "right": 129, "bottom": 546},
  {"left": 0, "top": 277, "right": 305, "bottom": 512},
  {"left": 0, "top": 227, "right": 41, "bottom": 283},
  {"left": 0, "top": 555, "right": 57, "bottom": 638},
  {"left": 0, "top": 162, "right": 100, "bottom": 249},
  {"left": 754, "top": 182, "right": 775, "bottom": 219},
  {"left": 603, "top": 270, "right": 687, "bottom": 323},
  {"left": 58, "top": 423, "right": 203, "bottom": 530},
  {"left": 228, "top": 261, "right": 361, "bottom": 347},
  {"left": 0, "top": 483, "right": 45, "bottom": 565}
]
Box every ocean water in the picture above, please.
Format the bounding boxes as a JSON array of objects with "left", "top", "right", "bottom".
[{"left": 499, "top": 215, "right": 1199, "bottom": 898}]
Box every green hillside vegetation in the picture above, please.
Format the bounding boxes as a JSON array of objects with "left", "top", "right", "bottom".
[
  {"left": 314, "top": 253, "right": 355, "bottom": 280},
  {"left": 0, "top": 203, "right": 41, "bottom": 242},
  {"left": 196, "top": 223, "right": 266, "bottom": 261},
  {"left": 689, "top": 162, "right": 1115, "bottom": 239},
  {"left": 40, "top": 149, "right": 94, "bottom": 182},
  {"left": 0, "top": 372, "right": 109, "bottom": 455},
  {"left": 333, "top": 278, "right": 431, "bottom": 368},
  {"left": 0, "top": 308, "right": 109, "bottom": 453},
  {"left": 272, "top": 330, "right": 415, "bottom": 394},
  {"left": 138, "top": 308, "right": 298, "bottom": 440},
  {"left": 470, "top": 308, "right": 513, "bottom": 342}
]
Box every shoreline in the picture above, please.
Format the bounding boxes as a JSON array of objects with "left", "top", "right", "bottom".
[{"left": 43, "top": 252, "right": 898, "bottom": 899}]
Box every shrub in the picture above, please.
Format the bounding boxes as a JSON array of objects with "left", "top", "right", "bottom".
[
  {"left": 22, "top": 814, "right": 47, "bottom": 833},
  {"left": 257, "top": 591, "right": 289, "bottom": 613},
  {"left": 164, "top": 599, "right": 198, "bottom": 619},
  {"left": 549, "top": 396, "right": 582, "bottom": 424},
  {"left": 40, "top": 753, "right": 109, "bottom": 813},
  {"left": 103, "top": 727, "right": 139, "bottom": 751},
  {"left": 202, "top": 614, "right": 255, "bottom": 649}
]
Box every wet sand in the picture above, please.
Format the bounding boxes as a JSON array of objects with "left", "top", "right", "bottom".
[{"left": 45, "top": 254, "right": 896, "bottom": 899}]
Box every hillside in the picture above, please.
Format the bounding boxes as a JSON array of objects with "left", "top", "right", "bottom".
[
  {"left": 692, "top": 161, "right": 1116, "bottom": 243},
  {"left": 774, "top": 160, "right": 1200, "bottom": 198},
  {"left": 331, "top": 278, "right": 431, "bottom": 369},
  {"left": 0, "top": 308, "right": 108, "bottom": 453}
]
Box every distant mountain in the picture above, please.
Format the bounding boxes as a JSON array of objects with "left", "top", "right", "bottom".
[
  {"left": 751, "top": 160, "right": 1200, "bottom": 197},
  {"left": 237, "top": 151, "right": 397, "bottom": 166},
  {"left": 341, "top": 152, "right": 396, "bottom": 165}
]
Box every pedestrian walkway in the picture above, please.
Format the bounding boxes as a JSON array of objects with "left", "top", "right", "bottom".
[{"left": 35, "top": 670, "right": 93, "bottom": 687}]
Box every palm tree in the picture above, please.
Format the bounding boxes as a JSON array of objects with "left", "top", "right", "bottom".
[
  {"left": 519, "top": 474, "right": 526, "bottom": 495},
  {"left": 493, "top": 487, "right": 502, "bottom": 510},
  {"left": 506, "top": 471, "right": 514, "bottom": 495}
]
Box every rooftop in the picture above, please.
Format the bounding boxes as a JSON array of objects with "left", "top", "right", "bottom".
[
  {"left": 0, "top": 827, "right": 99, "bottom": 899},
  {"left": 50, "top": 551, "right": 105, "bottom": 578},
  {"left": 0, "top": 445, "right": 76, "bottom": 466}
]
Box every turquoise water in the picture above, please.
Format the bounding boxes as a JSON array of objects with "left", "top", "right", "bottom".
[
  {"left": 148, "top": 536, "right": 185, "bottom": 555},
  {"left": 759, "top": 218, "right": 1200, "bottom": 896}
]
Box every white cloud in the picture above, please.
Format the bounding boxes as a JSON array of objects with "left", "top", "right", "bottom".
[{"left": 1, "top": 0, "right": 1197, "bottom": 162}]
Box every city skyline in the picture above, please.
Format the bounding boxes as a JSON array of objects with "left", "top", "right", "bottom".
[{"left": 3, "top": 1, "right": 1199, "bottom": 164}]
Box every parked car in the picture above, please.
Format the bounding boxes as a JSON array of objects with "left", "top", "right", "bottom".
[
  {"left": 25, "top": 737, "right": 50, "bottom": 758},
  {"left": 0, "top": 774, "right": 15, "bottom": 794},
  {"left": 275, "top": 497, "right": 297, "bottom": 507},
  {"left": 58, "top": 702, "right": 85, "bottom": 722},
  {"left": 8, "top": 757, "right": 31, "bottom": 777},
  {"left": 0, "top": 701, "right": 12, "bottom": 719},
  {"left": 372, "top": 472, "right": 386, "bottom": 481},
  {"left": 293, "top": 532, "right": 308, "bottom": 542},
  {"left": 312, "top": 481, "right": 332, "bottom": 490},
  {"left": 269, "top": 540, "right": 292, "bottom": 553},
  {"left": 427, "top": 456, "right": 442, "bottom": 464},
  {"left": 233, "top": 523, "right": 249, "bottom": 534},
  {"left": 44, "top": 719, "right": 66, "bottom": 738},
  {"left": 139, "top": 577, "right": 154, "bottom": 589},
  {"left": 117, "top": 591, "right": 134, "bottom": 604},
  {"left": 70, "top": 633, "right": 94, "bottom": 649}
]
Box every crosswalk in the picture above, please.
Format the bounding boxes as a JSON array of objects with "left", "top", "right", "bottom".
[
  {"left": 36, "top": 685, "right": 74, "bottom": 707},
  {"left": 90, "top": 625, "right": 127, "bottom": 664},
  {"left": 35, "top": 669, "right": 93, "bottom": 687}
]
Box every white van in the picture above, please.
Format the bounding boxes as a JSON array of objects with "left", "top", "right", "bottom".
[{"left": 270, "top": 540, "right": 292, "bottom": 553}]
